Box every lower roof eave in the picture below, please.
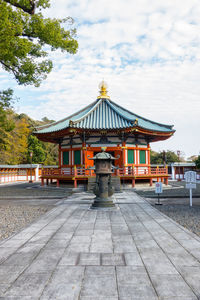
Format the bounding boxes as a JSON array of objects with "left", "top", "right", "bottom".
[{"left": 34, "top": 126, "right": 175, "bottom": 143}]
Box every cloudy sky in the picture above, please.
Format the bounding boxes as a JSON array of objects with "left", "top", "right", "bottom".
[{"left": 1, "top": 0, "right": 200, "bottom": 159}]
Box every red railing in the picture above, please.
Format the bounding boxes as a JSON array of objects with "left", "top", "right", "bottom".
[{"left": 42, "top": 165, "right": 168, "bottom": 178}]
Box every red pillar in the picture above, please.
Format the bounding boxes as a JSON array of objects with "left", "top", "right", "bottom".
[
  {"left": 150, "top": 178, "right": 153, "bottom": 186},
  {"left": 70, "top": 146, "right": 73, "bottom": 175},
  {"left": 82, "top": 143, "right": 86, "bottom": 166},
  {"left": 58, "top": 143, "right": 62, "bottom": 168},
  {"left": 41, "top": 178, "right": 44, "bottom": 186},
  {"left": 74, "top": 179, "right": 77, "bottom": 188},
  {"left": 132, "top": 178, "right": 135, "bottom": 187},
  {"left": 164, "top": 178, "right": 168, "bottom": 185},
  {"left": 122, "top": 142, "right": 126, "bottom": 175},
  {"left": 74, "top": 165, "right": 77, "bottom": 188},
  {"left": 135, "top": 144, "right": 138, "bottom": 175},
  {"left": 147, "top": 144, "right": 151, "bottom": 164},
  {"left": 161, "top": 177, "right": 163, "bottom": 183},
  {"left": 57, "top": 179, "right": 60, "bottom": 188},
  {"left": 122, "top": 142, "right": 126, "bottom": 165},
  {"left": 147, "top": 143, "right": 151, "bottom": 175},
  {"left": 46, "top": 179, "right": 49, "bottom": 185}
]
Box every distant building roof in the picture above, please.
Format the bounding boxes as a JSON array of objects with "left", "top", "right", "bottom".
[
  {"left": 170, "top": 162, "right": 196, "bottom": 167},
  {"left": 0, "top": 164, "right": 39, "bottom": 169}
]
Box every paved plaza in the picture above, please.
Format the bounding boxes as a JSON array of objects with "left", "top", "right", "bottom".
[{"left": 0, "top": 191, "right": 200, "bottom": 299}]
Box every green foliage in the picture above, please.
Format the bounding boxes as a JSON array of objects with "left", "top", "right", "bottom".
[
  {"left": 27, "top": 134, "right": 58, "bottom": 165},
  {"left": 0, "top": 88, "right": 15, "bottom": 108},
  {"left": 0, "top": 89, "right": 15, "bottom": 151},
  {"left": 0, "top": 0, "right": 78, "bottom": 86},
  {"left": 0, "top": 91, "right": 58, "bottom": 165},
  {"left": 27, "top": 135, "right": 46, "bottom": 163},
  {"left": 26, "top": 116, "right": 58, "bottom": 165},
  {"left": 195, "top": 155, "right": 200, "bottom": 169},
  {"left": 0, "top": 111, "right": 30, "bottom": 163},
  {"left": 151, "top": 150, "right": 180, "bottom": 164}
]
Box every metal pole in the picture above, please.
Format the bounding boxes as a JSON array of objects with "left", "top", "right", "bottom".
[
  {"left": 190, "top": 188, "right": 192, "bottom": 207},
  {"left": 155, "top": 192, "right": 163, "bottom": 205}
]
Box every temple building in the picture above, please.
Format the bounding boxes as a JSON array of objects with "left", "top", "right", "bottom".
[{"left": 35, "top": 82, "right": 175, "bottom": 188}]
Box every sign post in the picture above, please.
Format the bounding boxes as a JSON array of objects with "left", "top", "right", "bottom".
[
  {"left": 185, "top": 171, "right": 196, "bottom": 207},
  {"left": 155, "top": 182, "right": 163, "bottom": 205}
]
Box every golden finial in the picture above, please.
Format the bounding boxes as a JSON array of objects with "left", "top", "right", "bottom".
[{"left": 97, "top": 80, "right": 110, "bottom": 99}]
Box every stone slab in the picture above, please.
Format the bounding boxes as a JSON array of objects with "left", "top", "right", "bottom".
[
  {"left": 150, "top": 274, "right": 197, "bottom": 299},
  {"left": 0, "top": 191, "right": 199, "bottom": 299}
]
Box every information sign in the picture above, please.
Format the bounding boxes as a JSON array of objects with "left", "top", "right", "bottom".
[
  {"left": 185, "top": 171, "right": 197, "bottom": 207},
  {"left": 155, "top": 182, "right": 163, "bottom": 194},
  {"left": 185, "top": 171, "right": 197, "bottom": 183},
  {"left": 155, "top": 182, "right": 163, "bottom": 205},
  {"left": 186, "top": 183, "right": 196, "bottom": 189}
]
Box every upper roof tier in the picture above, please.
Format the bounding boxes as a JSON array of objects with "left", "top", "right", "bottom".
[{"left": 35, "top": 82, "right": 175, "bottom": 135}]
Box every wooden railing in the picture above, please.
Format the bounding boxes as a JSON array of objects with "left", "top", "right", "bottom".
[{"left": 42, "top": 165, "right": 168, "bottom": 178}]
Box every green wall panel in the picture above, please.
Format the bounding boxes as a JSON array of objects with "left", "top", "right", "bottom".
[
  {"left": 63, "top": 151, "right": 69, "bottom": 165},
  {"left": 128, "top": 150, "right": 134, "bottom": 164},
  {"left": 140, "top": 150, "right": 146, "bottom": 164},
  {"left": 74, "top": 150, "right": 81, "bottom": 165}
]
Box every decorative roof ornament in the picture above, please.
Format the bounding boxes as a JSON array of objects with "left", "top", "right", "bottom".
[{"left": 97, "top": 80, "right": 110, "bottom": 99}]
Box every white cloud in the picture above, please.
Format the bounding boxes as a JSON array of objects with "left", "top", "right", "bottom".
[{"left": 1, "top": 0, "right": 200, "bottom": 158}]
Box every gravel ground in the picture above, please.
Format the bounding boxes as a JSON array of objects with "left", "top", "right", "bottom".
[
  {"left": 0, "top": 182, "right": 73, "bottom": 198},
  {"left": 0, "top": 182, "right": 74, "bottom": 242},
  {"left": 0, "top": 204, "right": 52, "bottom": 241},
  {"left": 154, "top": 204, "right": 200, "bottom": 237},
  {"left": 135, "top": 181, "right": 200, "bottom": 198}
]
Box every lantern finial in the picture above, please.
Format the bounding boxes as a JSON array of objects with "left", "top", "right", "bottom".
[{"left": 97, "top": 81, "right": 110, "bottom": 99}]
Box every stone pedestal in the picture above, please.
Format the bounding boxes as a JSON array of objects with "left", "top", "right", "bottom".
[
  {"left": 91, "top": 174, "right": 115, "bottom": 209},
  {"left": 88, "top": 148, "right": 118, "bottom": 210}
]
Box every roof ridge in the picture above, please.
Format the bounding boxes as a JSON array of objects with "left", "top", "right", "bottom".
[
  {"left": 106, "top": 99, "right": 135, "bottom": 123},
  {"left": 70, "top": 98, "right": 102, "bottom": 125},
  {"left": 109, "top": 99, "right": 173, "bottom": 129}
]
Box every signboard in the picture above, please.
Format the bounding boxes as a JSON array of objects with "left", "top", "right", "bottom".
[
  {"left": 185, "top": 171, "right": 197, "bottom": 207},
  {"left": 186, "top": 183, "right": 196, "bottom": 189},
  {"left": 155, "top": 182, "right": 163, "bottom": 194},
  {"left": 185, "top": 171, "right": 197, "bottom": 183}
]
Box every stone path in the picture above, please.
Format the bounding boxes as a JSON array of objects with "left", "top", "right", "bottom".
[{"left": 0, "top": 191, "right": 200, "bottom": 299}]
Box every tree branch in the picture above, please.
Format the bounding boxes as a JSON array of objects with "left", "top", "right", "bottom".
[
  {"left": 3, "top": 0, "right": 36, "bottom": 14},
  {"left": 0, "top": 60, "right": 17, "bottom": 75}
]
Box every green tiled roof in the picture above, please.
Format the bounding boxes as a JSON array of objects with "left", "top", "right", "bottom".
[{"left": 35, "top": 97, "right": 174, "bottom": 134}]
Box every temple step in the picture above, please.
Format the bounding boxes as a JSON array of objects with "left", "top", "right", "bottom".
[{"left": 87, "top": 176, "right": 121, "bottom": 193}]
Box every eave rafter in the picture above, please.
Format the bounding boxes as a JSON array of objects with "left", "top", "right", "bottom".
[{"left": 35, "top": 124, "right": 174, "bottom": 144}]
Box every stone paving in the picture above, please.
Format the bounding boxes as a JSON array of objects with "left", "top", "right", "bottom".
[{"left": 0, "top": 191, "right": 200, "bottom": 299}]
